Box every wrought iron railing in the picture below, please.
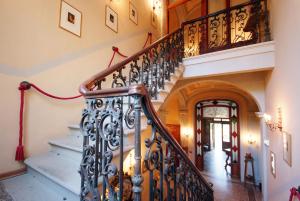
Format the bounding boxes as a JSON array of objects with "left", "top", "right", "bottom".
[
  {"left": 183, "top": 0, "right": 271, "bottom": 57},
  {"left": 78, "top": 1, "right": 271, "bottom": 200},
  {"left": 79, "top": 28, "right": 213, "bottom": 201}
]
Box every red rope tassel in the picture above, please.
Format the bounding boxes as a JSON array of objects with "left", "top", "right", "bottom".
[
  {"left": 15, "top": 82, "right": 31, "bottom": 161},
  {"left": 15, "top": 81, "right": 82, "bottom": 161}
]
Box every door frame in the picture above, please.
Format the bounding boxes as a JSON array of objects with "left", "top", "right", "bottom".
[{"left": 194, "top": 99, "right": 240, "bottom": 177}]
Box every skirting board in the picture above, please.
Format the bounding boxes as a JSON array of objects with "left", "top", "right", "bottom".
[{"left": 0, "top": 167, "right": 27, "bottom": 181}]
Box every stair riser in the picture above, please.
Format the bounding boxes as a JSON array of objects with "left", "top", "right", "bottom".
[
  {"left": 68, "top": 127, "right": 82, "bottom": 138},
  {"left": 50, "top": 146, "right": 82, "bottom": 162}
]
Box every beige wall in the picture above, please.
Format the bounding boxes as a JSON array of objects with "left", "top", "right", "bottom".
[
  {"left": 0, "top": 0, "right": 162, "bottom": 70},
  {"left": 266, "top": 0, "right": 300, "bottom": 200},
  {"left": 0, "top": 0, "right": 164, "bottom": 174}
]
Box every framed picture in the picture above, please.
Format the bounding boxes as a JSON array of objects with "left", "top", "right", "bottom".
[
  {"left": 283, "top": 132, "right": 292, "bottom": 166},
  {"left": 59, "top": 0, "right": 82, "bottom": 37},
  {"left": 151, "top": 11, "right": 157, "bottom": 28},
  {"left": 105, "top": 6, "right": 118, "bottom": 33},
  {"left": 270, "top": 151, "right": 276, "bottom": 178},
  {"left": 129, "top": 2, "right": 138, "bottom": 25}
]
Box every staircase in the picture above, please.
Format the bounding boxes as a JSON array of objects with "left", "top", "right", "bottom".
[
  {"left": 2, "top": 1, "right": 272, "bottom": 200},
  {"left": 3, "top": 65, "right": 185, "bottom": 201}
]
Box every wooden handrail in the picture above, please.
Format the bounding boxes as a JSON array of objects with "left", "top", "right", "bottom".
[
  {"left": 182, "top": 0, "right": 264, "bottom": 26},
  {"left": 182, "top": 0, "right": 262, "bottom": 26},
  {"left": 79, "top": 29, "right": 181, "bottom": 97}
]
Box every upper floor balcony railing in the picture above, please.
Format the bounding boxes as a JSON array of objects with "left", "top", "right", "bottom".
[{"left": 183, "top": 0, "right": 271, "bottom": 58}]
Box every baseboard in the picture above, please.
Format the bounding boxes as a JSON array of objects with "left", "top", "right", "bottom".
[{"left": 0, "top": 167, "right": 27, "bottom": 180}]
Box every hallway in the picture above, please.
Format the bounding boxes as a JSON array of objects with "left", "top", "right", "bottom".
[
  {"left": 201, "top": 143, "right": 262, "bottom": 201},
  {"left": 204, "top": 174, "right": 262, "bottom": 201}
]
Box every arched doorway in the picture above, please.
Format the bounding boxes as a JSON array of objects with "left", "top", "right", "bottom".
[{"left": 195, "top": 99, "right": 240, "bottom": 178}]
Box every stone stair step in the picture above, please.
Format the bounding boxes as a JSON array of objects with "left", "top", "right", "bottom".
[
  {"left": 24, "top": 152, "right": 82, "bottom": 196},
  {"left": 2, "top": 173, "right": 79, "bottom": 201}
]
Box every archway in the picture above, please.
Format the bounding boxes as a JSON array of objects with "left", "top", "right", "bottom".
[{"left": 160, "top": 77, "right": 265, "bottom": 182}]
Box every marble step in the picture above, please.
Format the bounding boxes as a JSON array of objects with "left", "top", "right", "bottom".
[
  {"left": 2, "top": 172, "right": 79, "bottom": 201},
  {"left": 24, "top": 151, "right": 82, "bottom": 196},
  {"left": 25, "top": 144, "right": 134, "bottom": 197}
]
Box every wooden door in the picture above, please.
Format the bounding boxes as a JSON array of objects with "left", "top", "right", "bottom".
[{"left": 166, "top": 124, "right": 181, "bottom": 145}]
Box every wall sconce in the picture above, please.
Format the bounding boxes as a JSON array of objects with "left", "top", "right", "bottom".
[
  {"left": 153, "top": 0, "right": 162, "bottom": 13},
  {"left": 247, "top": 134, "right": 256, "bottom": 145},
  {"left": 263, "top": 108, "right": 283, "bottom": 132},
  {"left": 182, "top": 127, "right": 191, "bottom": 139},
  {"left": 182, "top": 127, "right": 191, "bottom": 153}
]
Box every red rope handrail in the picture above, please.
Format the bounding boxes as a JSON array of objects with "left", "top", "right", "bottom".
[{"left": 15, "top": 32, "right": 153, "bottom": 161}]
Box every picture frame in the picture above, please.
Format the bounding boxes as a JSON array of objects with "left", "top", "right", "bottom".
[
  {"left": 129, "top": 2, "right": 138, "bottom": 25},
  {"left": 283, "top": 132, "right": 292, "bottom": 166},
  {"left": 105, "top": 6, "right": 118, "bottom": 33},
  {"left": 270, "top": 151, "right": 276, "bottom": 178},
  {"left": 151, "top": 11, "right": 157, "bottom": 28},
  {"left": 59, "top": 0, "right": 82, "bottom": 37}
]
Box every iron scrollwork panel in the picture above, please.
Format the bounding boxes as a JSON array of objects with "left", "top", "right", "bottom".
[
  {"left": 144, "top": 121, "right": 214, "bottom": 201},
  {"left": 80, "top": 96, "right": 132, "bottom": 201}
]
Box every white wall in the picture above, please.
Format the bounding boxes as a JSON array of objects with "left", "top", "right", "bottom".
[
  {"left": 266, "top": 0, "right": 300, "bottom": 200},
  {"left": 0, "top": 0, "right": 164, "bottom": 174}
]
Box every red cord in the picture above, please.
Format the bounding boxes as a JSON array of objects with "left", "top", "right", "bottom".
[
  {"left": 16, "top": 32, "right": 154, "bottom": 160},
  {"left": 15, "top": 82, "right": 31, "bottom": 161},
  {"left": 107, "top": 51, "right": 116, "bottom": 68},
  {"left": 108, "top": 32, "right": 153, "bottom": 68},
  {"left": 15, "top": 82, "right": 82, "bottom": 161},
  {"left": 112, "top": 46, "right": 128, "bottom": 58},
  {"left": 30, "top": 84, "right": 82, "bottom": 100},
  {"left": 142, "top": 33, "right": 152, "bottom": 49}
]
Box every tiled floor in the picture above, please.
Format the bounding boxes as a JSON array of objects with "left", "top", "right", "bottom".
[{"left": 201, "top": 149, "right": 262, "bottom": 201}]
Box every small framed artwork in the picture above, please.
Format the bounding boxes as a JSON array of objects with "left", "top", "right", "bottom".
[
  {"left": 283, "top": 132, "right": 292, "bottom": 166},
  {"left": 129, "top": 2, "right": 138, "bottom": 25},
  {"left": 59, "top": 0, "right": 82, "bottom": 37},
  {"left": 105, "top": 6, "right": 118, "bottom": 33},
  {"left": 270, "top": 151, "right": 276, "bottom": 178},
  {"left": 151, "top": 11, "right": 157, "bottom": 28}
]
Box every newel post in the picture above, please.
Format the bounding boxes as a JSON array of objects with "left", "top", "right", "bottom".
[{"left": 132, "top": 95, "right": 143, "bottom": 201}]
